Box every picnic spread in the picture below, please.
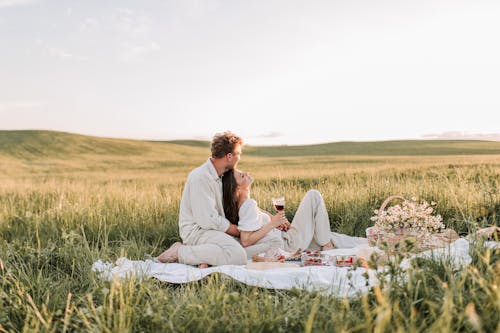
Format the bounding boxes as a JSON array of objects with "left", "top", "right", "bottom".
[{"left": 92, "top": 230, "right": 500, "bottom": 298}]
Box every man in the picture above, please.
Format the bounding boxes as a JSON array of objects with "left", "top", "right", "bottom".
[{"left": 157, "top": 131, "right": 247, "bottom": 266}]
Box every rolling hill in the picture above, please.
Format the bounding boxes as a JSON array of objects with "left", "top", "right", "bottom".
[
  {"left": 1, "top": 130, "right": 500, "bottom": 159},
  {"left": 0, "top": 130, "right": 207, "bottom": 160},
  {"left": 244, "top": 140, "right": 500, "bottom": 157}
]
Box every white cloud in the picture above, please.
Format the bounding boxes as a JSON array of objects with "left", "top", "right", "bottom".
[
  {"left": 0, "top": 101, "right": 44, "bottom": 112},
  {"left": 80, "top": 17, "right": 100, "bottom": 31},
  {"left": 111, "top": 8, "right": 152, "bottom": 37},
  {"left": 48, "top": 46, "right": 87, "bottom": 61},
  {"left": 422, "top": 131, "right": 500, "bottom": 141},
  {"left": 0, "top": 0, "right": 37, "bottom": 8},
  {"left": 254, "top": 132, "right": 285, "bottom": 139},
  {"left": 106, "top": 8, "right": 158, "bottom": 61},
  {"left": 168, "top": 0, "right": 222, "bottom": 20},
  {"left": 118, "top": 41, "right": 160, "bottom": 62},
  {"left": 35, "top": 39, "right": 87, "bottom": 61},
  {"left": 47, "top": 46, "right": 73, "bottom": 58}
]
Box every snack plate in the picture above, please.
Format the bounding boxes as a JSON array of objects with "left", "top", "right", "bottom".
[
  {"left": 333, "top": 255, "right": 357, "bottom": 267},
  {"left": 300, "top": 251, "right": 330, "bottom": 266},
  {"left": 300, "top": 251, "right": 357, "bottom": 267}
]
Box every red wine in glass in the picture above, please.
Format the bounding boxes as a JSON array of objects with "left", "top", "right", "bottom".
[{"left": 272, "top": 197, "right": 285, "bottom": 212}]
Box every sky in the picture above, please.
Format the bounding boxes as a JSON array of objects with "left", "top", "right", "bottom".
[{"left": 1, "top": 0, "right": 499, "bottom": 145}]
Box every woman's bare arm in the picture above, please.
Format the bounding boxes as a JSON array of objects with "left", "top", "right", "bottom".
[{"left": 240, "top": 212, "right": 285, "bottom": 247}]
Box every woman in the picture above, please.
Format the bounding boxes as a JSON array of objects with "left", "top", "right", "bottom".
[{"left": 222, "top": 169, "right": 336, "bottom": 258}]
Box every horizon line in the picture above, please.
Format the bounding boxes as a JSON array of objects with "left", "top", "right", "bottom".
[{"left": 1, "top": 128, "right": 500, "bottom": 146}]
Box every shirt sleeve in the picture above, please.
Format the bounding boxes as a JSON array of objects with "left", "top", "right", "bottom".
[
  {"left": 189, "top": 175, "right": 230, "bottom": 233},
  {"left": 237, "top": 199, "right": 262, "bottom": 231},
  {"left": 259, "top": 211, "right": 271, "bottom": 225}
]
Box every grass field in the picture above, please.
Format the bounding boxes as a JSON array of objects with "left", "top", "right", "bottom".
[{"left": 0, "top": 130, "right": 499, "bottom": 332}]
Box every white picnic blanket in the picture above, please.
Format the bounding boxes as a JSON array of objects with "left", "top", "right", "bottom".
[{"left": 92, "top": 236, "right": 499, "bottom": 298}]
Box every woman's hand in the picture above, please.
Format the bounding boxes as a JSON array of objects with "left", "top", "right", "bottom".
[
  {"left": 240, "top": 212, "right": 289, "bottom": 248},
  {"left": 278, "top": 219, "right": 290, "bottom": 231},
  {"left": 270, "top": 212, "right": 290, "bottom": 231}
]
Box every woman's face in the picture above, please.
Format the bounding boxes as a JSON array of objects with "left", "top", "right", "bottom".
[{"left": 233, "top": 169, "right": 253, "bottom": 189}]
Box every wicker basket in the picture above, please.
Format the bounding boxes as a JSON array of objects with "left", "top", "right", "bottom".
[
  {"left": 367, "top": 196, "right": 405, "bottom": 247},
  {"left": 367, "top": 196, "right": 458, "bottom": 252}
]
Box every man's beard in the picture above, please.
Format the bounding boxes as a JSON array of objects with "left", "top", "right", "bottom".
[{"left": 225, "top": 162, "right": 237, "bottom": 172}]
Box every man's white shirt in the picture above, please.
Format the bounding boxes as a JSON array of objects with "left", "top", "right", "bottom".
[{"left": 178, "top": 158, "right": 231, "bottom": 242}]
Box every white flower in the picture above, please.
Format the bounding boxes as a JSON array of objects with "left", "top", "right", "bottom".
[{"left": 372, "top": 197, "right": 445, "bottom": 235}]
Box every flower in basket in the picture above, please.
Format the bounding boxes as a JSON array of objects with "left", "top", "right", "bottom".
[{"left": 370, "top": 197, "right": 446, "bottom": 236}]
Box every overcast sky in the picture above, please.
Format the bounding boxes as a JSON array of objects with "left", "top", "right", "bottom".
[{"left": 1, "top": 0, "right": 499, "bottom": 145}]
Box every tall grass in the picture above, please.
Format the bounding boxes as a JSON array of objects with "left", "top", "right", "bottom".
[{"left": 0, "top": 148, "right": 499, "bottom": 331}]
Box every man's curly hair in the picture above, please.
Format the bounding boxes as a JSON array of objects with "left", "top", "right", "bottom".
[{"left": 211, "top": 131, "right": 243, "bottom": 158}]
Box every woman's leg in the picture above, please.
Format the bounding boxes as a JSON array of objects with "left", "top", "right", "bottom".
[
  {"left": 282, "top": 190, "right": 332, "bottom": 251},
  {"left": 242, "top": 231, "right": 284, "bottom": 259}
]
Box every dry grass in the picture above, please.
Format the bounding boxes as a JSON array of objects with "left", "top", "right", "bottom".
[{"left": 0, "top": 132, "right": 499, "bottom": 332}]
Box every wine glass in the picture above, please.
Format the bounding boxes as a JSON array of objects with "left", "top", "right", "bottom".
[{"left": 272, "top": 197, "right": 285, "bottom": 212}]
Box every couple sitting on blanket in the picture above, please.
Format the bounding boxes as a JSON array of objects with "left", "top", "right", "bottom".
[{"left": 157, "top": 131, "right": 341, "bottom": 268}]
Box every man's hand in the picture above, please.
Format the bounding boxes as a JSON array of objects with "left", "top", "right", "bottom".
[{"left": 226, "top": 223, "right": 240, "bottom": 237}]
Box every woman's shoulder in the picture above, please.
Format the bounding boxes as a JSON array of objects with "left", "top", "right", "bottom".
[
  {"left": 240, "top": 198, "right": 258, "bottom": 210},
  {"left": 238, "top": 198, "right": 262, "bottom": 231}
]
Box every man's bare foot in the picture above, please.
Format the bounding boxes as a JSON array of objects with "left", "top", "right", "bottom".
[
  {"left": 157, "top": 242, "right": 182, "bottom": 263},
  {"left": 321, "top": 240, "right": 335, "bottom": 251},
  {"left": 198, "top": 263, "right": 209, "bottom": 269}
]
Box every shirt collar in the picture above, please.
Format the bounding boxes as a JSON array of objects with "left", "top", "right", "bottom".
[{"left": 205, "top": 158, "right": 222, "bottom": 181}]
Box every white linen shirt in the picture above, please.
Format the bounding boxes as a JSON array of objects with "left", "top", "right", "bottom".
[
  {"left": 237, "top": 199, "right": 270, "bottom": 231},
  {"left": 178, "top": 158, "right": 231, "bottom": 243},
  {"left": 238, "top": 199, "right": 283, "bottom": 244}
]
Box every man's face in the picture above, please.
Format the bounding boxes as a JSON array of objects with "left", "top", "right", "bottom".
[{"left": 225, "top": 144, "right": 242, "bottom": 170}]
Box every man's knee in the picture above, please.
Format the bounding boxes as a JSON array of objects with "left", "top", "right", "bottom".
[{"left": 225, "top": 246, "right": 247, "bottom": 265}]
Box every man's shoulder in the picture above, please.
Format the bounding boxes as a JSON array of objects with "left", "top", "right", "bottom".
[{"left": 187, "top": 162, "right": 210, "bottom": 181}]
